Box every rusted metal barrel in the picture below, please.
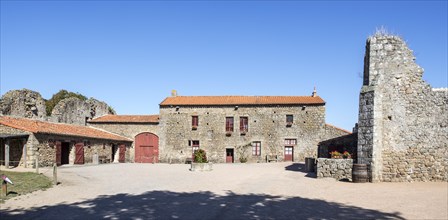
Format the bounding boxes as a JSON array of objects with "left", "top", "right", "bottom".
[{"left": 352, "top": 164, "right": 368, "bottom": 183}]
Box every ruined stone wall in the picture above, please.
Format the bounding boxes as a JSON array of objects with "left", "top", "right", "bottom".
[
  {"left": 159, "top": 104, "right": 332, "bottom": 163},
  {"left": 51, "top": 97, "right": 114, "bottom": 125},
  {"left": 0, "top": 89, "right": 46, "bottom": 120},
  {"left": 358, "top": 35, "right": 448, "bottom": 182},
  {"left": 0, "top": 89, "right": 115, "bottom": 125},
  {"left": 88, "top": 123, "right": 159, "bottom": 162}
]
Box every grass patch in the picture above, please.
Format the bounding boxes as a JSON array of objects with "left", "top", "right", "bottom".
[{"left": 0, "top": 171, "right": 53, "bottom": 203}]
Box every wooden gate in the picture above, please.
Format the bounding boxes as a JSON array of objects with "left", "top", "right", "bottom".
[
  {"left": 119, "top": 144, "right": 126, "bottom": 163},
  {"left": 135, "top": 133, "right": 159, "bottom": 163},
  {"left": 284, "top": 146, "right": 294, "bottom": 162},
  {"left": 56, "top": 141, "right": 62, "bottom": 166},
  {"left": 74, "top": 143, "right": 84, "bottom": 164}
]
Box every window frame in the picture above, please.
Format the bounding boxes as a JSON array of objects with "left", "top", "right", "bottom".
[
  {"left": 252, "top": 141, "right": 261, "bottom": 156},
  {"left": 286, "top": 115, "right": 293, "bottom": 126},
  {"left": 225, "top": 117, "right": 234, "bottom": 132},
  {"left": 192, "top": 116, "right": 199, "bottom": 129},
  {"left": 240, "top": 117, "right": 249, "bottom": 132}
]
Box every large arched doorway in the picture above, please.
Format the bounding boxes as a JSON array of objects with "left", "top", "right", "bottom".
[{"left": 135, "top": 132, "right": 159, "bottom": 163}]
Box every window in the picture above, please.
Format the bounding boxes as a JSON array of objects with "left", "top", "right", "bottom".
[
  {"left": 192, "top": 116, "right": 199, "bottom": 129},
  {"left": 192, "top": 140, "right": 200, "bottom": 152},
  {"left": 286, "top": 115, "right": 293, "bottom": 126},
  {"left": 240, "top": 117, "right": 248, "bottom": 132},
  {"left": 284, "top": 139, "right": 297, "bottom": 145},
  {"left": 252, "top": 142, "right": 261, "bottom": 156},
  {"left": 226, "top": 117, "right": 234, "bottom": 132}
]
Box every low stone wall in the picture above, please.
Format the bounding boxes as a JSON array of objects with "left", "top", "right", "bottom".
[{"left": 316, "top": 158, "right": 353, "bottom": 181}]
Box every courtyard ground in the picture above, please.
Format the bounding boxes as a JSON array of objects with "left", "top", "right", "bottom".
[{"left": 0, "top": 162, "right": 447, "bottom": 219}]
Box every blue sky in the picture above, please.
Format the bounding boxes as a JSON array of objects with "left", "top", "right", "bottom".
[{"left": 1, "top": 1, "right": 447, "bottom": 130}]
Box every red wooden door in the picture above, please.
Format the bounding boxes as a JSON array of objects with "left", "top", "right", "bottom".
[
  {"left": 75, "top": 143, "right": 84, "bottom": 164},
  {"left": 119, "top": 144, "right": 126, "bottom": 163},
  {"left": 284, "top": 146, "right": 293, "bottom": 162},
  {"left": 56, "top": 141, "right": 62, "bottom": 166},
  {"left": 135, "top": 133, "right": 159, "bottom": 163},
  {"left": 226, "top": 149, "right": 234, "bottom": 163}
]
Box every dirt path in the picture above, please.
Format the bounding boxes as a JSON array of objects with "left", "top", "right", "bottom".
[{"left": 1, "top": 163, "right": 447, "bottom": 219}]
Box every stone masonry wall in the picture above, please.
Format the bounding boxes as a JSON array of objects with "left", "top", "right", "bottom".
[
  {"left": 357, "top": 34, "right": 448, "bottom": 182},
  {"left": 316, "top": 158, "right": 353, "bottom": 181},
  {"left": 0, "top": 89, "right": 46, "bottom": 120},
  {"left": 0, "top": 125, "right": 32, "bottom": 167},
  {"left": 88, "top": 123, "right": 159, "bottom": 162},
  {"left": 51, "top": 97, "right": 114, "bottom": 126},
  {"left": 159, "top": 104, "right": 348, "bottom": 163}
]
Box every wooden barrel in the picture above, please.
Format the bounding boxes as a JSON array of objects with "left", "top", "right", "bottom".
[{"left": 352, "top": 164, "right": 368, "bottom": 183}]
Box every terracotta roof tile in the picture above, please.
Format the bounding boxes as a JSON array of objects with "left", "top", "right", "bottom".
[
  {"left": 0, "top": 116, "right": 132, "bottom": 142},
  {"left": 90, "top": 115, "right": 159, "bottom": 123},
  {"left": 325, "top": 123, "right": 352, "bottom": 134},
  {"left": 160, "top": 96, "right": 325, "bottom": 106}
]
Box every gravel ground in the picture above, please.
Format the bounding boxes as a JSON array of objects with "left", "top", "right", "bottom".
[{"left": 1, "top": 162, "right": 447, "bottom": 220}]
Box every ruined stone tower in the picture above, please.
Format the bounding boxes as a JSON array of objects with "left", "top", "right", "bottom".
[{"left": 358, "top": 34, "right": 447, "bottom": 182}]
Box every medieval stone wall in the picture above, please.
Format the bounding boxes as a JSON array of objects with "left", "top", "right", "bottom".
[
  {"left": 0, "top": 89, "right": 46, "bottom": 120},
  {"left": 51, "top": 97, "right": 114, "bottom": 125},
  {"left": 88, "top": 123, "right": 159, "bottom": 162},
  {"left": 357, "top": 35, "right": 448, "bottom": 182},
  {"left": 159, "top": 104, "right": 350, "bottom": 163},
  {"left": 0, "top": 89, "right": 115, "bottom": 125}
]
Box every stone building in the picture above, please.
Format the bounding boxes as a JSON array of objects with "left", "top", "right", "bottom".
[
  {"left": 88, "top": 115, "right": 159, "bottom": 163},
  {"left": 0, "top": 116, "right": 132, "bottom": 168},
  {"left": 158, "top": 93, "right": 350, "bottom": 163},
  {"left": 357, "top": 34, "right": 448, "bottom": 182}
]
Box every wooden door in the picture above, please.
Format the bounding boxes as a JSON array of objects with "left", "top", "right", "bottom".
[
  {"left": 74, "top": 143, "right": 84, "bottom": 164},
  {"left": 135, "top": 133, "right": 159, "bottom": 163},
  {"left": 284, "top": 146, "right": 293, "bottom": 162},
  {"left": 119, "top": 144, "right": 126, "bottom": 163},
  {"left": 56, "top": 141, "right": 62, "bottom": 166},
  {"left": 226, "top": 149, "right": 234, "bottom": 163}
]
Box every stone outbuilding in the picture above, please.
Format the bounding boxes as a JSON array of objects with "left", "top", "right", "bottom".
[
  {"left": 0, "top": 116, "right": 132, "bottom": 168},
  {"left": 88, "top": 115, "right": 160, "bottom": 163}
]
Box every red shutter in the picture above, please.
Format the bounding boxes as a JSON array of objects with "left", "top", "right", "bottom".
[
  {"left": 74, "top": 143, "right": 84, "bottom": 164},
  {"left": 119, "top": 144, "right": 126, "bottom": 163}
]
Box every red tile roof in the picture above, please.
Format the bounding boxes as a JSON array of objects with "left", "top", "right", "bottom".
[
  {"left": 160, "top": 96, "right": 325, "bottom": 106},
  {"left": 0, "top": 116, "right": 132, "bottom": 142},
  {"left": 325, "top": 124, "right": 352, "bottom": 134},
  {"left": 89, "top": 115, "right": 159, "bottom": 123}
]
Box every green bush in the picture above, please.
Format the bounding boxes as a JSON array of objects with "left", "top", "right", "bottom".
[{"left": 193, "top": 149, "right": 207, "bottom": 163}]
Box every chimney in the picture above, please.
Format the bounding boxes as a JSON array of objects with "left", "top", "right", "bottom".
[
  {"left": 171, "top": 90, "right": 177, "bottom": 97},
  {"left": 311, "top": 87, "right": 317, "bottom": 97}
]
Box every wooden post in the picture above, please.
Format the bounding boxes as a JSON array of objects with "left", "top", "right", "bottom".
[
  {"left": 23, "top": 140, "right": 27, "bottom": 168},
  {"left": 1, "top": 181, "right": 7, "bottom": 196},
  {"left": 35, "top": 154, "right": 39, "bottom": 174},
  {"left": 53, "top": 163, "right": 58, "bottom": 185},
  {"left": 5, "top": 140, "right": 10, "bottom": 169}
]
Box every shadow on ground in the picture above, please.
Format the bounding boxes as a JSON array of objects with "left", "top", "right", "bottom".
[
  {"left": 1, "top": 190, "right": 404, "bottom": 220},
  {"left": 285, "top": 163, "right": 317, "bottom": 178}
]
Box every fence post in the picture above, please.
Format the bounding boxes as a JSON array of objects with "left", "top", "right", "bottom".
[
  {"left": 35, "top": 154, "right": 39, "bottom": 174},
  {"left": 53, "top": 163, "right": 58, "bottom": 185}
]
